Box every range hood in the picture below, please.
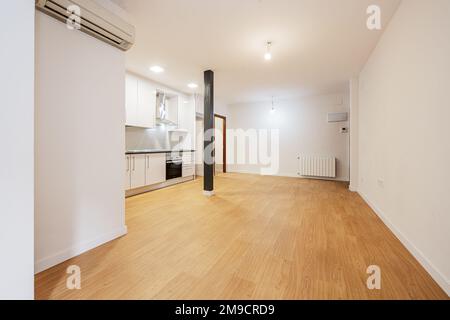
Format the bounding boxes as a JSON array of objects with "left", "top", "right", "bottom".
[
  {"left": 156, "top": 91, "right": 177, "bottom": 126},
  {"left": 156, "top": 91, "right": 169, "bottom": 124}
]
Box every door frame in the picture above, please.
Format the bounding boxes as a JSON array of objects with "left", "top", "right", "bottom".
[{"left": 214, "top": 114, "right": 227, "bottom": 173}]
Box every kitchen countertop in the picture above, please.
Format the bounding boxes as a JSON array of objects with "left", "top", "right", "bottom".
[{"left": 125, "top": 149, "right": 195, "bottom": 155}]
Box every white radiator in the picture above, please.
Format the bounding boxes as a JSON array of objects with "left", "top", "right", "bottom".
[{"left": 299, "top": 156, "right": 336, "bottom": 178}]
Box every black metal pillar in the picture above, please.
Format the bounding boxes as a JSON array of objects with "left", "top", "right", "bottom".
[{"left": 203, "top": 70, "right": 214, "bottom": 195}]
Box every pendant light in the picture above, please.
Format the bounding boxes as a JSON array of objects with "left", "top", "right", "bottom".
[
  {"left": 271, "top": 96, "right": 276, "bottom": 112},
  {"left": 264, "top": 41, "right": 272, "bottom": 61}
]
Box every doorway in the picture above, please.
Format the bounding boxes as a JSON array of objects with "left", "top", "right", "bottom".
[{"left": 214, "top": 114, "right": 227, "bottom": 174}]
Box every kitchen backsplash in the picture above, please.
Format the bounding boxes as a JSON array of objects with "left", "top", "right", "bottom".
[{"left": 125, "top": 125, "right": 186, "bottom": 151}]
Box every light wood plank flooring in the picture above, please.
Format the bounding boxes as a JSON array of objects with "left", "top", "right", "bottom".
[{"left": 35, "top": 173, "right": 448, "bottom": 299}]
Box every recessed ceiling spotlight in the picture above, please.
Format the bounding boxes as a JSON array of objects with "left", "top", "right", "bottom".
[
  {"left": 187, "top": 83, "right": 198, "bottom": 89},
  {"left": 150, "top": 66, "right": 164, "bottom": 73},
  {"left": 264, "top": 41, "right": 272, "bottom": 61}
]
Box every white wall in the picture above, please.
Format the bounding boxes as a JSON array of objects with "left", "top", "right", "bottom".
[
  {"left": 0, "top": 0, "right": 35, "bottom": 300},
  {"left": 215, "top": 99, "right": 229, "bottom": 118},
  {"left": 194, "top": 95, "right": 229, "bottom": 118},
  {"left": 35, "top": 11, "right": 127, "bottom": 273},
  {"left": 227, "top": 94, "right": 350, "bottom": 180},
  {"left": 349, "top": 77, "right": 359, "bottom": 191},
  {"left": 358, "top": 0, "right": 450, "bottom": 295}
]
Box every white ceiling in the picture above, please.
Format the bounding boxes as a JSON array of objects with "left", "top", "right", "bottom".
[{"left": 112, "top": 0, "right": 400, "bottom": 104}]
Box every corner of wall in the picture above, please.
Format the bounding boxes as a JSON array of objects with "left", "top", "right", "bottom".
[
  {"left": 358, "top": 191, "right": 450, "bottom": 297},
  {"left": 35, "top": 225, "right": 128, "bottom": 274}
]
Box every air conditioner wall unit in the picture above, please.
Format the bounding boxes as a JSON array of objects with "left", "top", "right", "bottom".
[{"left": 36, "top": 0, "right": 135, "bottom": 51}]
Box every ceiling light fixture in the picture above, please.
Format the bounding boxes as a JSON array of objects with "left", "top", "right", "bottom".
[
  {"left": 150, "top": 66, "right": 164, "bottom": 73},
  {"left": 264, "top": 41, "right": 272, "bottom": 61},
  {"left": 187, "top": 83, "right": 198, "bottom": 89}
]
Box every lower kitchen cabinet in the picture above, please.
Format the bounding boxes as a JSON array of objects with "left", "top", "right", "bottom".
[
  {"left": 125, "top": 153, "right": 167, "bottom": 191},
  {"left": 145, "top": 154, "right": 166, "bottom": 185},
  {"left": 130, "top": 154, "right": 146, "bottom": 189},
  {"left": 182, "top": 152, "right": 195, "bottom": 177},
  {"left": 182, "top": 164, "right": 195, "bottom": 177},
  {"left": 125, "top": 155, "right": 131, "bottom": 190},
  {"left": 126, "top": 152, "right": 194, "bottom": 192}
]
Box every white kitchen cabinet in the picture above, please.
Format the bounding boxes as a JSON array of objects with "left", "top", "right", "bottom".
[
  {"left": 176, "top": 97, "right": 195, "bottom": 150},
  {"left": 145, "top": 154, "right": 166, "bottom": 185},
  {"left": 130, "top": 154, "right": 146, "bottom": 189},
  {"left": 125, "top": 155, "right": 131, "bottom": 190},
  {"left": 125, "top": 73, "right": 156, "bottom": 128},
  {"left": 183, "top": 98, "right": 195, "bottom": 130},
  {"left": 177, "top": 95, "right": 187, "bottom": 130},
  {"left": 182, "top": 152, "right": 195, "bottom": 177},
  {"left": 194, "top": 93, "right": 204, "bottom": 115},
  {"left": 165, "top": 95, "right": 179, "bottom": 126},
  {"left": 125, "top": 75, "right": 139, "bottom": 127},
  {"left": 137, "top": 80, "right": 156, "bottom": 128},
  {"left": 126, "top": 153, "right": 166, "bottom": 191},
  {"left": 182, "top": 152, "right": 194, "bottom": 164},
  {"left": 182, "top": 164, "right": 195, "bottom": 177}
]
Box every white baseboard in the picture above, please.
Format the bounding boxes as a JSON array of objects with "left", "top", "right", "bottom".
[
  {"left": 226, "top": 169, "right": 263, "bottom": 177},
  {"left": 126, "top": 176, "right": 194, "bottom": 198},
  {"left": 35, "top": 225, "right": 128, "bottom": 274},
  {"left": 227, "top": 169, "right": 349, "bottom": 182},
  {"left": 358, "top": 191, "right": 450, "bottom": 297}
]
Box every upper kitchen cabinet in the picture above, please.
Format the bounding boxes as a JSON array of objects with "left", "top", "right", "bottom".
[
  {"left": 138, "top": 80, "right": 156, "bottom": 128},
  {"left": 166, "top": 95, "right": 179, "bottom": 126},
  {"left": 125, "top": 73, "right": 156, "bottom": 128},
  {"left": 194, "top": 93, "right": 204, "bottom": 116},
  {"left": 125, "top": 74, "right": 139, "bottom": 126},
  {"left": 169, "top": 95, "right": 196, "bottom": 150},
  {"left": 178, "top": 95, "right": 195, "bottom": 132}
]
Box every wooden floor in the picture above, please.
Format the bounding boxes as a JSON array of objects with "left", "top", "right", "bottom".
[{"left": 35, "top": 173, "right": 447, "bottom": 299}]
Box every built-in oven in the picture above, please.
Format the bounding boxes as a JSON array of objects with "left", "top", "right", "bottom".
[{"left": 166, "top": 152, "right": 182, "bottom": 180}]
